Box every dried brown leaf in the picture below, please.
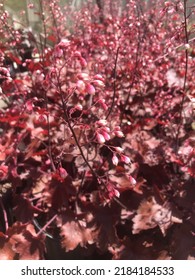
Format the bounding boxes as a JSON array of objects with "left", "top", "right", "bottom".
[
  {"left": 132, "top": 197, "right": 182, "bottom": 236},
  {"left": 0, "top": 223, "right": 45, "bottom": 260},
  {"left": 58, "top": 211, "right": 95, "bottom": 252}
]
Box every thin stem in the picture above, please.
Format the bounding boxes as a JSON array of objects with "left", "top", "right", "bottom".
[
  {"left": 96, "top": 0, "right": 104, "bottom": 23},
  {"left": 49, "top": 3, "right": 61, "bottom": 43},
  {"left": 183, "top": 0, "right": 189, "bottom": 45},
  {"left": 38, "top": 0, "right": 47, "bottom": 51},
  {"left": 58, "top": 84, "right": 128, "bottom": 210},
  {"left": 106, "top": 46, "right": 120, "bottom": 119},
  {"left": 44, "top": 91, "right": 56, "bottom": 172},
  {"left": 60, "top": 92, "right": 97, "bottom": 178},
  {"left": 0, "top": 198, "right": 8, "bottom": 231},
  {"left": 38, "top": 0, "right": 56, "bottom": 172}
]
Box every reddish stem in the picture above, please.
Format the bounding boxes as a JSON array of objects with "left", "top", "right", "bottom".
[{"left": 0, "top": 198, "right": 8, "bottom": 232}]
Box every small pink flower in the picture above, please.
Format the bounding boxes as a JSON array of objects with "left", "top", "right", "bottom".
[
  {"left": 115, "top": 131, "right": 124, "bottom": 138},
  {"left": 75, "top": 104, "right": 83, "bottom": 111},
  {"left": 165, "top": 1, "right": 171, "bottom": 7},
  {"left": 76, "top": 80, "right": 86, "bottom": 92},
  {"left": 107, "top": 183, "right": 120, "bottom": 199},
  {"left": 86, "top": 83, "right": 95, "bottom": 94},
  {"left": 114, "top": 126, "right": 121, "bottom": 131},
  {"left": 98, "top": 99, "right": 108, "bottom": 110},
  {"left": 77, "top": 73, "right": 89, "bottom": 81},
  {"left": 93, "top": 80, "right": 105, "bottom": 88},
  {"left": 0, "top": 67, "right": 10, "bottom": 76},
  {"left": 113, "top": 188, "right": 120, "bottom": 198},
  {"left": 101, "top": 126, "right": 110, "bottom": 133},
  {"left": 79, "top": 57, "right": 87, "bottom": 68},
  {"left": 25, "top": 100, "right": 34, "bottom": 113},
  {"left": 93, "top": 74, "right": 104, "bottom": 81},
  {"left": 96, "top": 133, "right": 105, "bottom": 144},
  {"left": 0, "top": 165, "right": 8, "bottom": 180},
  {"left": 185, "top": 44, "right": 190, "bottom": 50},
  {"left": 59, "top": 167, "right": 68, "bottom": 179},
  {"left": 74, "top": 51, "right": 81, "bottom": 57},
  {"left": 38, "top": 114, "right": 46, "bottom": 123},
  {"left": 96, "top": 119, "right": 107, "bottom": 126},
  {"left": 112, "top": 155, "right": 119, "bottom": 166},
  {"left": 28, "top": 3, "right": 34, "bottom": 9},
  {"left": 114, "top": 147, "right": 124, "bottom": 153},
  {"left": 101, "top": 131, "right": 110, "bottom": 141},
  {"left": 54, "top": 47, "right": 63, "bottom": 58},
  {"left": 129, "top": 176, "right": 136, "bottom": 185},
  {"left": 121, "top": 155, "right": 131, "bottom": 164},
  {"left": 45, "top": 159, "right": 51, "bottom": 165},
  {"left": 58, "top": 39, "right": 70, "bottom": 48}
]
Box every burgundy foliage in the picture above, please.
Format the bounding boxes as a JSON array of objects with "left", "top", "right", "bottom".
[{"left": 0, "top": 0, "right": 194, "bottom": 259}]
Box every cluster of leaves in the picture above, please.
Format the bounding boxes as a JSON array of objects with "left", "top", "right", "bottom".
[{"left": 0, "top": 0, "right": 194, "bottom": 259}]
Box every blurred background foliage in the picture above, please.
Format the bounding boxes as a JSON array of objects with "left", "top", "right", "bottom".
[{"left": 2, "top": 0, "right": 195, "bottom": 36}]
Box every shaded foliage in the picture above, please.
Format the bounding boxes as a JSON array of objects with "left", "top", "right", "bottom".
[{"left": 0, "top": 0, "right": 194, "bottom": 259}]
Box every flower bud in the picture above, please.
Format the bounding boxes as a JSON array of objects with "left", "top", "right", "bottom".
[
  {"left": 74, "top": 51, "right": 82, "bottom": 57},
  {"left": 185, "top": 44, "right": 190, "bottom": 50},
  {"left": 165, "top": 1, "right": 171, "bottom": 7},
  {"left": 28, "top": 3, "right": 34, "bottom": 8},
  {"left": 76, "top": 80, "right": 86, "bottom": 92},
  {"left": 98, "top": 99, "right": 108, "bottom": 110},
  {"left": 77, "top": 73, "right": 89, "bottom": 81},
  {"left": 115, "top": 131, "right": 124, "bottom": 138},
  {"left": 0, "top": 67, "right": 10, "bottom": 77},
  {"left": 101, "top": 126, "right": 110, "bottom": 133},
  {"left": 121, "top": 155, "right": 131, "bottom": 164},
  {"left": 114, "top": 126, "right": 121, "bottom": 131},
  {"left": 112, "top": 155, "right": 119, "bottom": 166},
  {"left": 25, "top": 100, "right": 34, "bottom": 113},
  {"left": 96, "top": 119, "right": 107, "bottom": 126},
  {"left": 93, "top": 79, "right": 105, "bottom": 88},
  {"left": 96, "top": 133, "right": 105, "bottom": 144},
  {"left": 79, "top": 57, "right": 87, "bottom": 68},
  {"left": 75, "top": 104, "right": 83, "bottom": 111},
  {"left": 114, "top": 147, "right": 124, "bottom": 153},
  {"left": 129, "top": 176, "right": 136, "bottom": 185},
  {"left": 101, "top": 131, "right": 110, "bottom": 141},
  {"left": 37, "top": 114, "right": 47, "bottom": 123},
  {"left": 58, "top": 39, "right": 70, "bottom": 48},
  {"left": 59, "top": 167, "right": 68, "bottom": 178},
  {"left": 86, "top": 83, "right": 95, "bottom": 94},
  {"left": 54, "top": 47, "right": 63, "bottom": 58},
  {"left": 94, "top": 74, "right": 104, "bottom": 81}
]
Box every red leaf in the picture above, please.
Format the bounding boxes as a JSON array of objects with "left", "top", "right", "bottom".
[
  {"left": 58, "top": 211, "right": 95, "bottom": 252},
  {"left": 0, "top": 235, "right": 16, "bottom": 260},
  {"left": 47, "top": 35, "right": 57, "bottom": 43},
  {"left": 0, "top": 223, "right": 45, "bottom": 260},
  {"left": 27, "top": 61, "right": 42, "bottom": 72},
  {"left": 7, "top": 52, "right": 22, "bottom": 65},
  {"left": 13, "top": 195, "right": 43, "bottom": 223},
  {"left": 52, "top": 177, "right": 75, "bottom": 210}
]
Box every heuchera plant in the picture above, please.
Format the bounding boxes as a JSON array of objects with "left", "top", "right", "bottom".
[{"left": 0, "top": 0, "right": 194, "bottom": 259}]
